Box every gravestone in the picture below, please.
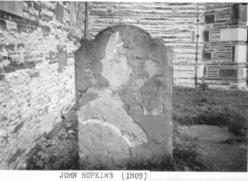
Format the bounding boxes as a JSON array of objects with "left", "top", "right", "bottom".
[{"left": 75, "top": 25, "right": 173, "bottom": 169}]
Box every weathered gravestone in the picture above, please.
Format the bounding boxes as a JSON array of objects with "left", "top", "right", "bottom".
[{"left": 75, "top": 25, "right": 173, "bottom": 169}]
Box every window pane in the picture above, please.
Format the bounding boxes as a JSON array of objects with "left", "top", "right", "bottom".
[
  {"left": 203, "top": 52, "right": 212, "bottom": 60},
  {"left": 231, "top": 4, "right": 239, "bottom": 20},
  {"left": 205, "top": 14, "right": 215, "bottom": 24},
  {"left": 232, "top": 46, "right": 235, "bottom": 62},
  {"left": 203, "top": 30, "right": 209, "bottom": 41}
]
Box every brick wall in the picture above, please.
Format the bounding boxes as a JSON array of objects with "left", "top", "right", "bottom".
[{"left": 0, "top": 1, "right": 84, "bottom": 169}]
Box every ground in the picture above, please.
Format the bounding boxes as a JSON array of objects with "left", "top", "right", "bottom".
[
  {"left": 26, "top": 108, "right": 78, "bottom": 170},
  {"left": 26, "top": 86, "right": 247, "bottom": 171},
  {"left": 173, "top": 86, "right": 247, "bottom": 171}
]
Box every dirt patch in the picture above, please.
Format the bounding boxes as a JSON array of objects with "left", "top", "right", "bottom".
[
  {"left": 178, "top": 125, "right": 239, "bottom": 142},
  {"left": 175, "top": 123, "right": 247, "bottom": 171},
  {"left": 173, "top": 87, "right": 247, "bottom": 138},
  {"left": 196, "top": 142, "right": 247, "bottom": 171},
  {"left": 173, "top": 87, "right": 247, "bottom": 171}
]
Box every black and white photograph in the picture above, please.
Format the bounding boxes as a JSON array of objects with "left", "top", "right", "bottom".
[{"left": 0, "top": 0, "right": 247, "bottom": 177}]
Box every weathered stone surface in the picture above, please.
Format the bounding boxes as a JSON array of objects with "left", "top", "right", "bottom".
[
  {"left": 76, "top": 25, "right": 173, "bottom": 169},
  {"left": 0, "top": 2, "right": 83, "bottom": 169},
  {"left": 79, "top": 119, "right": 131, "bottom": 168}
]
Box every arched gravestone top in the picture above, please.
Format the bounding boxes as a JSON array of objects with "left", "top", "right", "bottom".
[{"left": 75, "top": 25, "right": 173, "bottom": 169}]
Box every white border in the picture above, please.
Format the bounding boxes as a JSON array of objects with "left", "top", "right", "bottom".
[
  {"left": 0, "top": 171, "right": 248, "bottom": 181},
  {"left": 9, "top": 0, "right": 248, "bottom": 3},
  {"left": 0, "top": 0, "right": 247, "bottom": 181}
]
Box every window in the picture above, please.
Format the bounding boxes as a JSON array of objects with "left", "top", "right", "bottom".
[
  {"left": 203, "top": 52, "right": 212, "bottom": 60},
  {"left": 205, "top": 14, "right": 215, "bottom": 24},
  {"left": 231, "top": 4, "right": 239, "bottom": 20},
  {"left": 240, "top": 4, "right": 247, "bottom": 22},
  {"left": 232, "top": 46, "right": 235, "bottom": 62},
  {"left": 203, "top": 30, "right": 209, "bottom": 42},
  {"left": 219, "top": 69, "right": 237, "bottom": 77},
  {"left": 231, "top": 4, "right": 247, "bottom": 22}
]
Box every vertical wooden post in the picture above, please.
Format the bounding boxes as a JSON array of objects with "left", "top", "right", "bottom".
[
  {"left": 194, "top": 3, "right": 199, "bottom": 88},
  {"left": 84, "top": 2, "right": 89, "bottom": 39}
]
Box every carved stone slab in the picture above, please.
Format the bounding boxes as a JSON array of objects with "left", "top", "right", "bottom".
[{"left": 75, "top": 25, "right": 173, "bottom": 169}]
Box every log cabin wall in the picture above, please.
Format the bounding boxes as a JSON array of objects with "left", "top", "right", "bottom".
[
  {"left": 85, "top": 2, "right": 248, "bottom": 89},
  {"left": 86, "top": 2, "right": 206, "bottom": 87}
]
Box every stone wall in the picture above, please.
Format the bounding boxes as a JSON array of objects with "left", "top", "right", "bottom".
[
  {"left": 0, "top": 1, "right": 84, "bottom": 169},
  {"left": 202, "top": 3, "right": 247, "bottom": 89}
]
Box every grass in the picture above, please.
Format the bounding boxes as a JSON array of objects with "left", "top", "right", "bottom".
[
  {"left": 173, "top": 86, "right": 247, "bottom": 171},
  {"left": 27, "top": 86, "right": 248, "bottom": 170},
  {"left": 173, "top": 86, "right": 248, "bottom": 138},
  {"left": 173, "top": 143, "right": 207, "bottom": 171}
]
